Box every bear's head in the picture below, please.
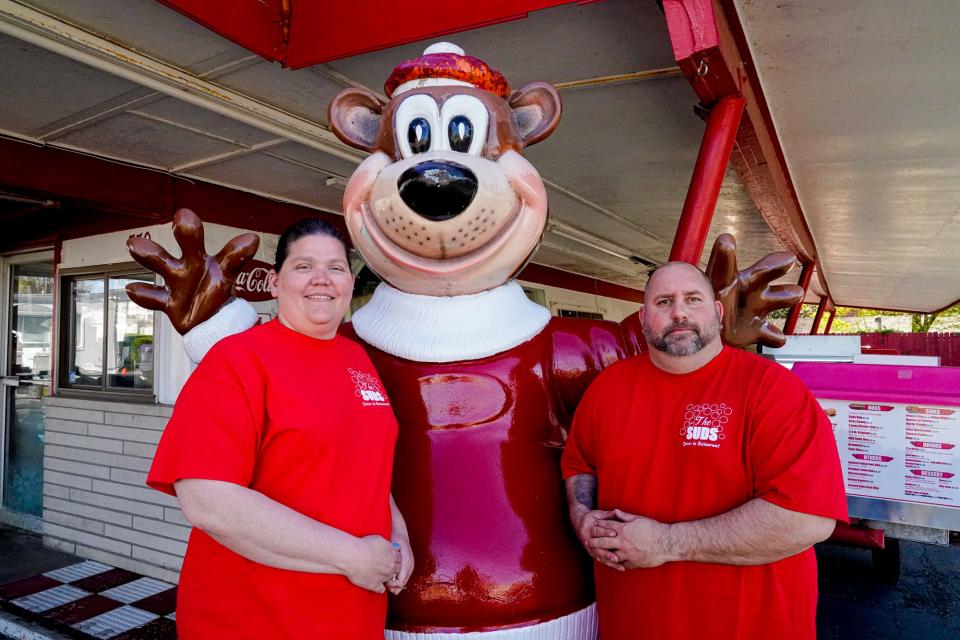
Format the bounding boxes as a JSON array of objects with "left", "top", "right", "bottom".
[{"left": 329, "top": 42, "right": 561, "bottom": 296}]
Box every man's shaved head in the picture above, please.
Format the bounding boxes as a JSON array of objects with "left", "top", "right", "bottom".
[{"left": 645, "top": 262, "right": 716, "bottom": 303}]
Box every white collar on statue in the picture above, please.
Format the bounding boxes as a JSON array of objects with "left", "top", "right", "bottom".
[{"left": 351, "top": 281, "right": 551, "bottom": 363}]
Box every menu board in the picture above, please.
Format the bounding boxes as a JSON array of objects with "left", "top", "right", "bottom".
[{"left": 819, "top": 399, "right": 960, "bottom": 508}]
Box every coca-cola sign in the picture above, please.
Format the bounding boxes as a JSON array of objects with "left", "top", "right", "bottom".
[{"left": 234, "top": 260, "right": 274, "bottom": 302}]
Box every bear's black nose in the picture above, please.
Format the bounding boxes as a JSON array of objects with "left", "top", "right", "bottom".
[{"left": 397, "top": 161, "right": 478, "bottom": 221}]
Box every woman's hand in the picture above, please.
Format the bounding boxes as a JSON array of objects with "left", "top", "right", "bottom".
[
  {"left": 386, "top": 536, "right": 414, "bottom": 594},
  {"left": 386, "top": 495, "right": 415, "bottom": 594},
  {"left": 344, "top": 535, "right": 402, "bottom": 593}
]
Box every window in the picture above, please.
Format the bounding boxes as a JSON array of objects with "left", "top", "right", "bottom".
[
  {"left": 521, "top": 286, "right": 547, "bottom": 308},
  {"left": 59, "top": 266, "right": 155, "bottom": 397},
  {"left": 558, "top": 309, "right": 604, "bottom": 320}
]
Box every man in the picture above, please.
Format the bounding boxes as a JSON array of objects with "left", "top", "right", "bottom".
[{"left": 561, "top": 261, "right": 847, "bottom": 639}]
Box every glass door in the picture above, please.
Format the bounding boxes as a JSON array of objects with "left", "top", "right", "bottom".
[{"left": 1, "top": 252, "right": 54, "bottom": 518}]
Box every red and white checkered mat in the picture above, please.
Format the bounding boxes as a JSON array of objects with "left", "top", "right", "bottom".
[{"left": 0, "top": 561, "right": 177, "bottom": 639}]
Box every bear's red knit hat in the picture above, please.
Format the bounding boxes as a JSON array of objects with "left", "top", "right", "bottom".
[{"left": 384, "top": 42, "right": 510, "bottom": 99}]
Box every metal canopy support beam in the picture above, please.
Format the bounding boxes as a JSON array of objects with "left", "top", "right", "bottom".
[
  {"left": 810, "top": 298, "right": 827, "bottom": 335},
  {"left": 662, "top": 0, "right": 825, "bottom": 287},
  {"left": 669, "top": 96, "right": 745, "bottom": 264},
  {"left": 784, "top": 262, "right": 813, "bottom": 335},
  {"left": 823, "top": 309, "right": 836, "bottom": 335}
]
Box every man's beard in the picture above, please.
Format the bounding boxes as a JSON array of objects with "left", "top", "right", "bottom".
[{"left": 644, "top": 314, "right": 721, "bottom": 357}]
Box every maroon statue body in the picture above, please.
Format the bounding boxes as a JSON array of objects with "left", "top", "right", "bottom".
[
  {"left": 128, "top": 42, "right": 801, "bottom": 640},
  {"left": 327, "top": 43, "right": 629, "bottom": 635}
]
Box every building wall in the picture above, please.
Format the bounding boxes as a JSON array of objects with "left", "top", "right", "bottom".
[
  {"left": 41, "top": 396, "right": 183, "bottom": 583},
  {"left": 517, "top": 279, "right": 642, "bottom": 322}
]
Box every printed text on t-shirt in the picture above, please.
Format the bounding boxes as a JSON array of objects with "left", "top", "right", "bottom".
[
  {"left": 680, "top": 403, "right": 730, "bottom": 448},
  {"left": 349, "top": 368, "right": 391, "bottom": 406}
]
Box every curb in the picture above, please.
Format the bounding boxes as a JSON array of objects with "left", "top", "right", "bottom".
[{"left": 0, "top": 609, "right": 69, "bottom": 640}]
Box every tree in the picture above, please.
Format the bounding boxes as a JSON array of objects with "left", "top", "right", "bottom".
[
  {"left": 913, "top": 313, "right": 938, "bottom": 333},
  {"left": 917, "top": 302, "right": 960, "bottom": 332},
  {"left": 828, "top": 303, "right": 960, "bottom": 334}
]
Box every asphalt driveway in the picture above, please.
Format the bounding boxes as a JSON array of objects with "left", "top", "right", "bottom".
[{"left": 817, "top": 540, "right": 960, "bottom": 639}]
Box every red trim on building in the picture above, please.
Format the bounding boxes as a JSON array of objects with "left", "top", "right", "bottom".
[
  {"left": 0, "top": 138, "right": 347, "bottom": 251},
  {"left": 519, "top": 263, "right": 644, "bottom": 304}
]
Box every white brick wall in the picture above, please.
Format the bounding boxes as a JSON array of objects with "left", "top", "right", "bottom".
[{"left": 41, "top": 396, "right": 185, "bottom": 584}]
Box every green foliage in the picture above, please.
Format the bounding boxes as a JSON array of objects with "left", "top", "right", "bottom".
[
  {"left": 913, "top": 313, "right": 938, "bottom": 333},
  {"left": 830, "top": 302, "right": 960, "bottom": 334}
]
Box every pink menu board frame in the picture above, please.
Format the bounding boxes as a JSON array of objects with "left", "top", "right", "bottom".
[{"left": 793, "top": 363, "right": 960, "bottom": 523}]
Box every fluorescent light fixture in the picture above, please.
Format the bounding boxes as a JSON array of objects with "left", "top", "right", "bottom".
[{"left": 546, "top": 220, "right": 657, "bottom": 268}]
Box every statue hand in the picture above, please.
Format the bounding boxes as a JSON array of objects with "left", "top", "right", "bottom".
[
  {"left": 705, "top": 234, "right": 803, "bottom": 348},
  {"left": 125, "top": 208, "right": 259, "bottom": 334}
]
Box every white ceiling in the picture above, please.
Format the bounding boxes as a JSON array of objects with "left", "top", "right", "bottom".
[
  {"left": 0, "top": 0, "right": 790, "bottom": 293},
  {"left": 735, "top": 0, "right": 960, "bottom": 312}
]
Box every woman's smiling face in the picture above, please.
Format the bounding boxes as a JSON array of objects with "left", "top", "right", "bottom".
[{"left": 269, "top": 234, "right": 354, "bottom": 340}]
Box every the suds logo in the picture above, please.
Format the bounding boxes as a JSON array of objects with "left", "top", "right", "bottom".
[
  {"left": 680, "top": 403, "right": 730, "bottom": 448},
  {"left": 349, "top": 369, "right": 390, "bottom": 406}
]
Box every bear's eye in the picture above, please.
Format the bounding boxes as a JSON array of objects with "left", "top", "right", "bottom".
[
  {"left": 440, "top": 95, "right": 487, "bottom": 156},
  {"left": 448, "top": 116, "right": 473, "bottom": 153},
  {"left": 408, "top": 117, "right": 431, "bottom": 154}
]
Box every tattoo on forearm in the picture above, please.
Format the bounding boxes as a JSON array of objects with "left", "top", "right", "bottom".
[{"left": 572, "top": 474, "right": 597, "bottom": 511}]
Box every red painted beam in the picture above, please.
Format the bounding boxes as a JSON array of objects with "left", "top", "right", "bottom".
[
  {"left": 784, "top": 262, "right": 813, "bottom": 335},
  {"left": 156, "top": 0, "right": 578, "bottom": 68},
  {"left": 810, "top": 298, "right": 827, "bottom": 335},
  {"left": 663, "top": 0, "right": 820, "bottom": 268},
  {"left": 157, "top": 0, "right": 286, "bottom": 63},
  {"left": 669, "top": 95, "right": 745, "bottom": 264},
  {"left": 287, "top": 0, "right": 578, "bottom": 68},
  {"left": 823, "top": 309, "right": 836, "bottom": 335}
]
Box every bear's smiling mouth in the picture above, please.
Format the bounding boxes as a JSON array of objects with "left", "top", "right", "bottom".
[{"left": 359, "top": 194, "right": 526, "bottom": 275}]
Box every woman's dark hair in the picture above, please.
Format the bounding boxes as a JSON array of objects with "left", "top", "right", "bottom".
[{"left": 274, "top": 218, "right": 349, "bottom": 270}]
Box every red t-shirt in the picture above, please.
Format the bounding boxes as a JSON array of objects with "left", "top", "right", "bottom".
[
  {"left": 147, "top": 319, "right": 398, "bottom": 639},
  {"left": 561, "top": 347, "right": 847, "bottom": 640}
]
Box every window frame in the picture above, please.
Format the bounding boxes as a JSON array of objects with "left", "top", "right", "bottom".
[
  {"left": 557, "top": 308, "right": 604, "bottom": 320},
  {"left": 57, "top": 263, "right": 157, "bottom": 402}
]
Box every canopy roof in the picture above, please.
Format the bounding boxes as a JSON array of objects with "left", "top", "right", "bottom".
[{"left": 0, "top": 0, "right": 956, "bottom": 312}]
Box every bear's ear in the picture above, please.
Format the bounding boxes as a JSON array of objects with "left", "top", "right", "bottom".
[
  {"left": 328, "top": 87, "right": 385, "bottom": 152},
  {"left": 508, "top": 82, "right": 562, "bottom": 148}
]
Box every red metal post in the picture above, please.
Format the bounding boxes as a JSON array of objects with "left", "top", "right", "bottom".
[
  {"left": 823, "top": 309, "right": 836, "bottom": 334},
  {"left": 810, "top": 298, "right": 827, "bottom": 335},
  {"left": 783, "top": 262, "right": 813, "bottom": 335},
  {"left": 669, "top": 96, "right": 746, "bottom": 264}
]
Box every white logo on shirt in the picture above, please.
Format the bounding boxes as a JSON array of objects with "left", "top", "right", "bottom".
[
  {"left": 680, "top": 403, "right": 730, "bottom": 449},
  {"left": 349, "top": 369, "right": 390, "bottom": 407}
]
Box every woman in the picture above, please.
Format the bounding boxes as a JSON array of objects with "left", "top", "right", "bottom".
[{"left": 147, "top": 218, "right": 413, "bottom": 639}]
